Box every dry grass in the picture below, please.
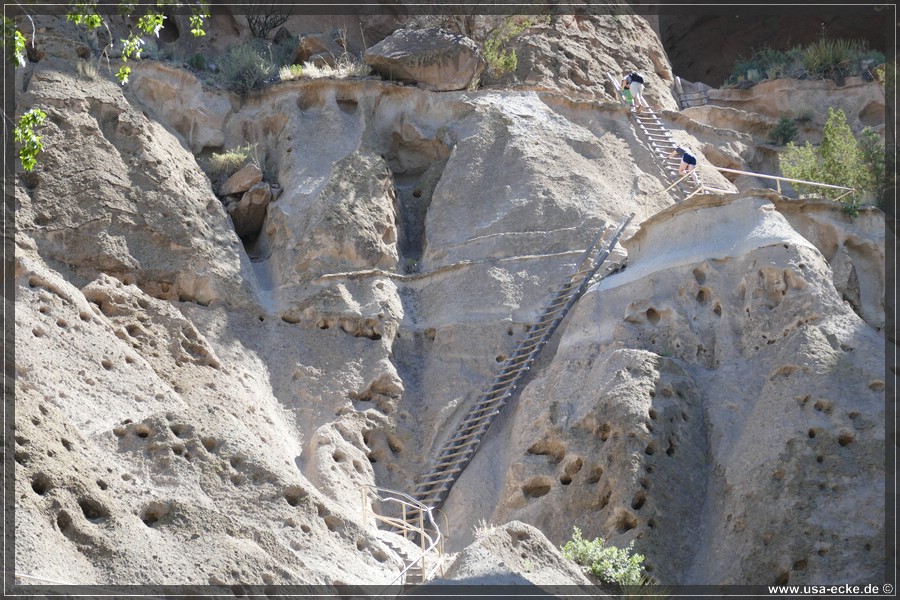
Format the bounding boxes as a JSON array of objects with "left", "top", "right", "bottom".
[
  {"left": 473, "top": 518, "right": 497, "bottom": 539},
  {"left": 206, "top": 143, "right": 259, "bottom": 179},
  {"left": 280, "top": 58, "right": 370, "bottom": 81}
]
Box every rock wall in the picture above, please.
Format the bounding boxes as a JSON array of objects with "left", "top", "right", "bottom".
[{"left": 455, "top": 193, "right": 885, "bottom": 585}]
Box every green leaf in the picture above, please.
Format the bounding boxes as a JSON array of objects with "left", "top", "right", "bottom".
[
  {"left": 190, "top": 1, "right": 210, "bottom": 36},
  {"left": 120, "top": 34, "right": 144, "bottom": 61},
  {"left": 137, "top": 11, "right": 166, "bottom": 36},
  {"left": 67, "top": 2, "right": 103, "bottom": 30},
  {"left": 15, "top": 109, "right": 47, "bottom": 172},
  {"left": 4, "top": 17, "right": 27, "bottom": 66},
  {"left": 116, "top": 65, "right": 132, "bottom": 85}
]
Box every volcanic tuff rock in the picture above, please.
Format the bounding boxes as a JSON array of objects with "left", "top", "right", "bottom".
[
  {"left": 452, "top": 192, "right": 885, "bottom": 585},
  {"left": 364, "top": 28, "right": 487, "bottom": 92},
  {"left": 14, "top": 11, "right": 887, "bottom": 590}
]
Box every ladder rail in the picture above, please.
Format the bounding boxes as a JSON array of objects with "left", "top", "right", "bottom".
[{"left": 409, "top": 213, "right": 634, "bottom": 511}]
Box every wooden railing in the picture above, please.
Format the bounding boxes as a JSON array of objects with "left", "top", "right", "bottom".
[{"left": 693, "top": 165, "right": 856, "bottom": 201}]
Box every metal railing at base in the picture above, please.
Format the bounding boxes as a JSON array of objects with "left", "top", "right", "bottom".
[{"left": 360, "top": 484, "right": 447, "bottom": 588}]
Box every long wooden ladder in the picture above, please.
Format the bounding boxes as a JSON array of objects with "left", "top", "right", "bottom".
[{"left": 406, "top": 213, "right": 634, "bottom": 518}]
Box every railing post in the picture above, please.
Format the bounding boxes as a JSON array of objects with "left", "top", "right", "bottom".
[
  {"left": 402, "top": 504, "right": 408, "bottom": 540},
  {"left": 419, "top": 510, "right": 427, "bottom": 581},
  {"left": 361, "top": 487, "right": 367, "bottom": 528},
  {"left": 777, "top": 179, "right": 781, "bottom": 195}
]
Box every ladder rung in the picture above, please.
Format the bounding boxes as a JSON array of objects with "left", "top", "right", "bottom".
[
  {"left": 424, "top": 464, "right": 465, "bottom": 481},
  {"left": 444, "top": 429, "right": 485, "bottom": 448},
  {"left": 454, "top": 419, "right": 487, "bottom": 435},
  {"left": 437, "top": 446, "right": 476, "bottom": 461},
  {"left": 469, "top": 400, "right": 504, "bottom": 416},
  {"left": 458, "top": 410, "right": 499, "bottom": 428},
  {"left": 416, "top": 475, "right": 456, "bottom": 490},
  {"left": 482, "top": 389, "right": 512, "bottom": 401},
  {"left": 503, "top": 353, "right": 534, "bottom": 369},
  {"left": 439, "top": 436, "right": 480, "bottom": 454}
]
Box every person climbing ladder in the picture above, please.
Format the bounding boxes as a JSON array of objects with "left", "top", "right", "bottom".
[
  {"left": 669, "top": 146, "right": 700, "bottom": 185},
  {"left": 622, "top": 71, "right": 649, "bottom": 113}
]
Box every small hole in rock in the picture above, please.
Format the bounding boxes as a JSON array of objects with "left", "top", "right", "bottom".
[
  {"left": 140, "top": 501, "right": 169, "bottom": 527},
  {"left": 522, "top": 477, "right": 552, "bottom": 498},
  {"left": 631, "top": 490, "right": 646, "bottom": 510},
  {"left": 31, "top": 473, "right": 52, "bottom": 495},
  {"left": 615, "top": 511, "right": 638, "bottom": 533},
  {"left": 284, "top": 487, "right": 308, "bottom": 507},
  {"left": 78, "top": 497, "right": 109, "bottom": 522},
  {"left": 837, "top": 432, "right": 855, "bottom": 447}
]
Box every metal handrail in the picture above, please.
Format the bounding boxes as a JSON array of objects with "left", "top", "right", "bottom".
[{"left": 360, "top": 484, "right": 445, "bottom": 587}]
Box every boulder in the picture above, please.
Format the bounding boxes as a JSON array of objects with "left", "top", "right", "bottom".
[
  {"left": 228, "top": 182, "right": 272, "bottom": 238},
  {"left": 291, "top": 33, "right": 344, "bottom": 65},
  {"left": 219, "top": 164, "right": 263, "bottom": 196},
  {"left": 364, "top": 27, "right": 486, "bottom": 91}
]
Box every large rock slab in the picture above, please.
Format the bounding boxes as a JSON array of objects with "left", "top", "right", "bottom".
[
  {"left": 17, "top": 62, "right": 255, "bottom": 308},
  {"left": 364, "top": 28, "right": 486, "bottom": 91},
  {"left": 445, "top": 192, "right": 885, "bottom": 585}
]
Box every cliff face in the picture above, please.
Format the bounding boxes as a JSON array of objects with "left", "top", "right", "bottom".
[{"left": 13, "top": 12, "right": 888, "bottom": 589}]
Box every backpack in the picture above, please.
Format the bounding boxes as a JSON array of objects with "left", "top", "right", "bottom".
[{"left": 632, "top": 72, "right": 645, "bottom": 85}]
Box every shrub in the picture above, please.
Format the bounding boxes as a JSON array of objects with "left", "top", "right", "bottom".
[
  {"left": 246, "top": 5, "right": 288, "bottom": 40},
  {"left": 483, "top": 33, "right": 517, "bottom": 76},
  {"left": 770, "top": 117, "right": 799, "bottom": 145},
  {"left": 778, "top": 107, "right": 888, "bottom": 214},
  {"left": 725, "top": 38, "right": 883, "bottom": 86},
  {"left": 206, "top": 143, "right": 259, "bottom": 179},
  {"left": 187, "top": 53, "right": 206, "bottom": 71},
  {"left": 481, "top": 15, "right": 549, "bottom": 78},
  {"left": 217, "top": 39, "right": 276, "bottom": 94},
  {"left": 560, "top": 526, "right": 646, "bottom": 587},
  {"left": 857, "top": 127, "right": 890, "bottom": 212}
]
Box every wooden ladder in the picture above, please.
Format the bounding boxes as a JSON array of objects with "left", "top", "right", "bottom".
[
  {"left": 606, "top": 71, "right": 708, "bottom": 200},
  {"left": 405, "top": 213, "right": 634, "bottom": 518}
]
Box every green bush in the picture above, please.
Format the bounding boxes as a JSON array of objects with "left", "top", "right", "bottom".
[
  {"left": 187, "top": 53, "right": 207, "bottom": 71},
  {"left": 725, "top": 38, "right": 883, "bottom": 86},
  {"left": 770, "top": 117, "right": 799, "bottom": 145},
  {"left": 482, "top": 15, "right": 550, "bottom": 78},
  {"left": 217, "top": 39, "right": 276, "bottom": 94},
  {"left": 560, "top": 526, "right": 646, "bottom": 587},
  {"left": 857, "top": 127, "right": 890, "bottom": 212},
  {"left": 779, "top": 107, "right": 887, "bottom": 214}
]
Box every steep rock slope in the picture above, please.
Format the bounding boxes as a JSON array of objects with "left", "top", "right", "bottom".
[{"left": 465, "top": 193, "right": 885, "bottom": 585}]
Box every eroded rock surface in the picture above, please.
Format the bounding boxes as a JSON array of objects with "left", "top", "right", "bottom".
[{"left": 364, "top": 28, "right": 486, "bottom": 91}]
